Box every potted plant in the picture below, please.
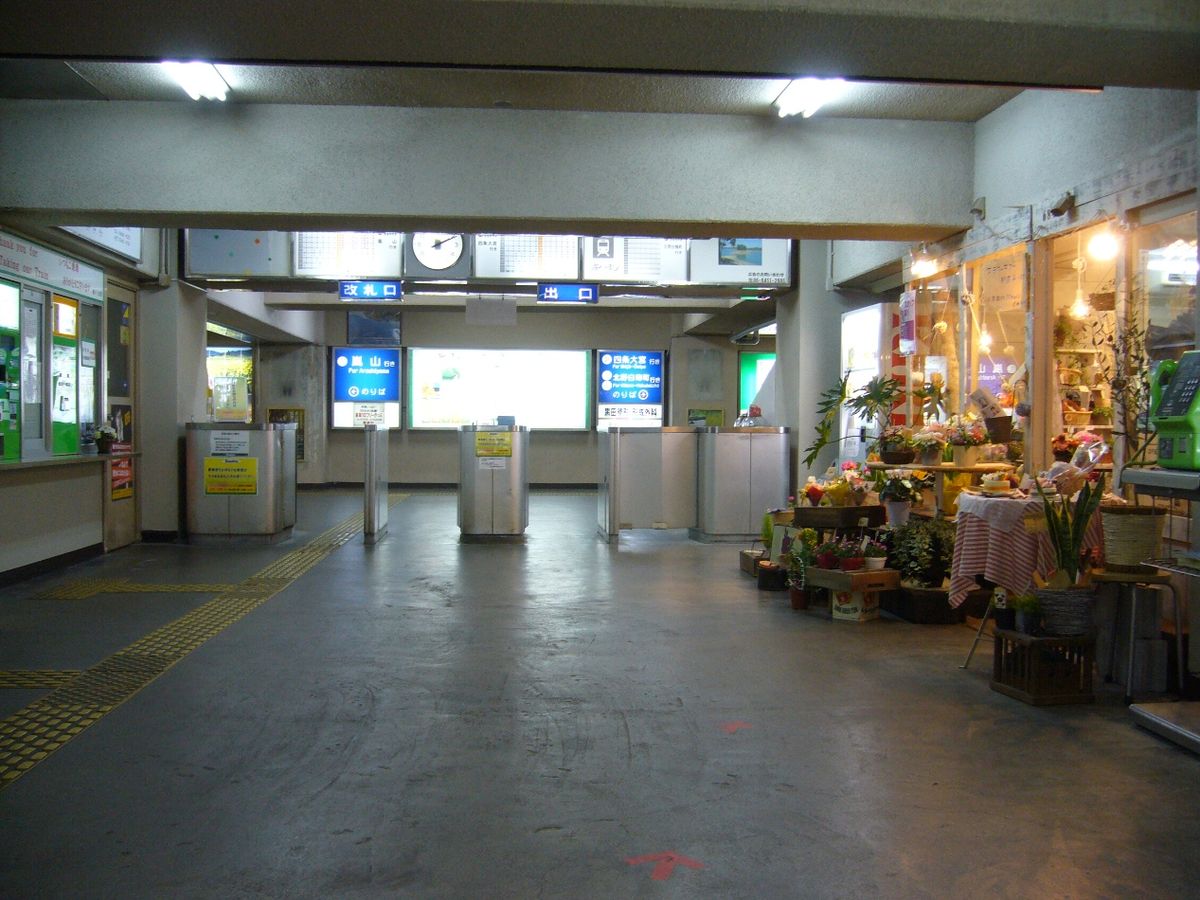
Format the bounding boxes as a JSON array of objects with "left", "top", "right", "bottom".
[
  {"left": 863, "top": 539, "right": 888, "bottom": 570},
  {"left": 1036, "top": 473, "right": 1104, "bottom": 589},
  {"left": 845, "top": 374, "right": 902, "bottom": 451},
  {"left": 911, "top": 374, "right": 948, "bottom": 423},
  {"left": 1090, "top": 404, "right": 1113, "bottom": 426},
  {"left": 945, "top": 416, "right": 987, "bottom": 467},
  {"left": 889, "top": 516, "right": 956, "bottom": 588},
  {"left": 910, "top": 425, "right": 947, "bottom": 465},
  {"left": 1009, "top": 593, "right": 1041, "bottom": 634},
  {"left": 802, "top": 372, "right": 851, "bottom": 469},
  {"left": 814, "top": 540, "right": 841, "bottom": 570},
  {"left": 1050, "top": 431, "right": 1080, "bottom": 463},
  {"left": 876, "top": 468, "right": 932, "bottom": 526},
  {"left": 787, "top": 528, "right": 818, "bottom": 609},
  {"left": 94, "top": 423, "right": 119, "bottom": 454},
  {"left": 877, "top": 426, "right": 915, "bottom": 464},
  {"left": 835, "top": 538, "right": 865, "bottom": 571}
]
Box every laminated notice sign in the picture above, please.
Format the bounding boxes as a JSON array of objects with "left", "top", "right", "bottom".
[
  {"left": 475, "top": 432, "right": 513, "bottom": 457},
  {"left": 203, "top": 457, "right": 258, "bottom": 494},
  {"left": 479, "top": 457, "right": 507, "bottom": 470}
]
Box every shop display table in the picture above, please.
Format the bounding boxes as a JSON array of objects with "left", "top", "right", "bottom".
[
  {"left": 894, "top": 463, "right": 1013, "bottom": 515},
  {"left": 948, "top": 491, "right": 1103, "bottom": 608},
  {"left": 803, "top": 567, "right": 899, "bottom": 622}
]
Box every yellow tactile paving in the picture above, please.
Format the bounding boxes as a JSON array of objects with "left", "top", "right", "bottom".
[
  {"left": 0, "top": 495, "right": 406, "bottom": 788},
  {"left": 0, "top": 671, "right": 82, "bottom": 689}
]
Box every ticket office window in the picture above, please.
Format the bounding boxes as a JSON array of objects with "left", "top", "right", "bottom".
[
  {"left": 20, "top": 287, "right": 47, "bottom": 459},
  {"left": 0, "top": 279, "right": 19, "bottom": 462}
]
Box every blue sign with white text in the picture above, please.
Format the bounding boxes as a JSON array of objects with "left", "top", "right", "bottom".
[
  {"left": 537, "top": 283, "right": 599, "bottom": 304},
  {"left": 339, "top": 280, "right": 403, "bottom": 301},
  {"left": 332, "top": 347, "right": 401, "bottom": 401},
  {"left": 598, "top": 350, "right": 664, "bottom": 405}
]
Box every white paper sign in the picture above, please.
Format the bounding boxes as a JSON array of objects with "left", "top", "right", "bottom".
[
  {"left": 353, "top": 403, "right": 386, "bottom": 426},
  {"left": 210, "top": 430, "right": 251, "bottom": 456},
  {"left": 479, "top": 457, "right": 507, "bottom": 470}
]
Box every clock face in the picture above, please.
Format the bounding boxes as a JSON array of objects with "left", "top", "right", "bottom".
[{"left": 411, "top": 233, "right": 465, "bottom": 271}]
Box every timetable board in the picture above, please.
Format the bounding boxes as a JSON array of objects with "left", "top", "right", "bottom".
[
  {"left": 293, "top": 232, "right": 403, "bottom": 278},
  {"left": 473, "top": 234, "right": 580, "bottom": 280}
]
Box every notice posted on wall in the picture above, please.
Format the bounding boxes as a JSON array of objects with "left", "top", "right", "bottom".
[
  {"left": 479, "top": 457, "right": 508, "bottom": 470},
  {"left": 210, "top": 430, "right": 250, "bottom": 456}
]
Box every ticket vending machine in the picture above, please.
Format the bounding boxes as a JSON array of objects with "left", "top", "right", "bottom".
[{"left": 0, "top": 280, "right": 19, "bottom": 462}]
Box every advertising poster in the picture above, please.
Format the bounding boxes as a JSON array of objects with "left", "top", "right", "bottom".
[{"left": 110, "top": 455, "right": 133, "bottom": 500}]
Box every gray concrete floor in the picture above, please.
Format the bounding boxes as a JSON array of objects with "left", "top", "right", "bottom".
[{"left": 1, "top": 489, "right": 1198, "bottom": 898}]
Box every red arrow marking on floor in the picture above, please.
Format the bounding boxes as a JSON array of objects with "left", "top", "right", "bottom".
[
  {"left": 626, "top": 851, "right": 705, "bottom": 881},
  {"left": 720, "top": 720, "right": 752, "bottom": 734}
]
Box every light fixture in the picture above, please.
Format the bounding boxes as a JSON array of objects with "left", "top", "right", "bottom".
[
  {"left": 1087, "top": 226, "right": 1120, "bottom": 262},
  {"left": 1070, "top": 231, "right": 1091, "bottom": 319},
  {"left": 773, "top": 77, "right": 847, "bottom": 118},
  {"left": 911, "top": 245, "right": 937, "bottom": 279},
  {"left": 978, "top": 325, "right": 993, "bottom": 353},
  {"left": 161, "top": 61, "right": 229, "bottom": 101}
]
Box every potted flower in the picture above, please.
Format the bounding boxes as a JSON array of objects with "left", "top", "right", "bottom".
[
  {"left": 787, "top": 528, "right": 818, "bottom": 609},
  {"left": 876, "top": 468, "right": 932, "bottom": 526},
  {"left": 877, "top": 426, "right": 915, "bottom": 464},
  {"left": 836, "top": 461, "right": 873, "bottom": 505},
  {"left": 1050, "top": 431, "right": 1080, "bottom": 462},
  {"left": 863, "top": 539, "right": 888, "bottom": 570},
  {"left": 814, "top": 540, "right": 841, "bottom": 570},
  {"left": 94, "top": 423, "right": 119, "bottom": 454},
  {"left": 910, "top": 425, "right": 947, "bottom": 465},
  {"left": 946, "top": 416, "right": 987, "bottom": 467},
  {"left": 1009, "top": 593, "right": 1041, "bottom": 634},
  {"left": 835, "top": 538, "right": 865, "bottom": 571}
]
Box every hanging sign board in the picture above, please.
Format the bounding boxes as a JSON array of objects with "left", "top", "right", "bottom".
[
  {"left": 688, "top": 238, "right": 790, "bottom": 286},
  {"left": 474, "top": 431, "right": 513, "bottom": 457},
  {"left": 581, "top": 237, "right": 688, "bottom": 282},
  {"left": 473, "top": 234, "right": 580, "bottom": 280},
  {"left": 203, "top": 456, "right": 259, "bottom": 494},
  {"left": 537, "top": 283, "right": 598, "bottom": 304},
  {"left": 0, "top": 232, "right": 104, "bottom": 301},
  {"left": 60, "top": 226, "right": 142, "bottom": 263},
  {"left": 339, "top": 280, "right": 402, "bottom": 302},
  {"left": 898, "top": 290, "right": 918, "bottom": 356}
]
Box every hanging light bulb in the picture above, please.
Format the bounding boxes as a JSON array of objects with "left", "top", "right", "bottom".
[
  {"left": 978, "top": 325, "right": 993, "bottom": 352},
  {"left": 1087, "top": 227, "right": 1120, "bottom": 261},
  {"left": 911, "top": 244, "right": 937, "bottom": 279},
  {"left": 1070, "top": 287, "right": 1091, "bottom": 319}
]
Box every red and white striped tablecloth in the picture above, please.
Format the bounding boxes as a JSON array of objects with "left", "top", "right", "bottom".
[{"left": 948, "top": 497, "right": 1104, "bottom": 607}]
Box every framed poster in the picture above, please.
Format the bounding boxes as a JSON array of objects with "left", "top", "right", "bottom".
[
  {"left": 689, "top": 238, "right": 791, "bottom": 285},
  {"left": 267, "top": 407, "right": 306, "bottom": 461}
]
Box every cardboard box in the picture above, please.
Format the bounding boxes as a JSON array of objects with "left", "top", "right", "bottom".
[
  {"left": 832, "top": 589, "right": 880, "bottom": 622},
  {"left": 739, "top": 548, "right": 766, "bottom": 575}
]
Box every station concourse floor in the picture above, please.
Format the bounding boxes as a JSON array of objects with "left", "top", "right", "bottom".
[{"left": 1, "top": 488, "right": 1198, "bottom": 899}]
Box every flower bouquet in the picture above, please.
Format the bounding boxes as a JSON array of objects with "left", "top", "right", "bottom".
[
  {"left": 946, "top": 416, "right": 988, "bottom": 466},
  {"left": 876, "top": 426, "right": 916, "bottom": 464},
  {"left": 1051, "top": 431, "right": 1081, "bottom": 462},
  {"left": 910, "top": 424, "right": 947, "bottom": 464}
]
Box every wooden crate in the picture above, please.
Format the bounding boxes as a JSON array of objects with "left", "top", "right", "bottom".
[
  {"left": 990, "top": 630, "right": 1095, "bottom": 705},
  {"left": 804, "top": 567, "right": 900, "bottom": 622},
  {"left": 739, "top": 549, "right": 766, "bottom": 575}
]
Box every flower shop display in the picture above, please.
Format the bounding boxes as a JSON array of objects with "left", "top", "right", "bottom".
[
  {"left": 888, "top": 516, "right": 956, "bottom": 588},
  {"left": 786, "top": 528, "right": 819, "bottom": 606},
  {"left": 910, "top": 425, "right": 947, "bottom": 464},
  {"left": 946, "top": 416, "right": 988, "bottom": 467},
  {"left": 1050, "top": 431, "right": 1080, "bottom": 462},
  {"left": 834, "top": 538, "right": 866, "bottom": 571},
  {"left": 877, "top": 426, "right": 916, "bottom": 464},
  {"left": 863, "top": 539, "right": 888, "bottom": 570},
  {"left": 876, "top": 468, "right": 932, "bottom": 525}
]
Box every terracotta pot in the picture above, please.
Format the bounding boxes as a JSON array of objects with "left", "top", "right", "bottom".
[
  {"left": 789, "top": 586, "right": 808, "bottom": 610},
  {"left": 815, "top": 552, "right": 838, "bottom": 569},
  {"left": 839, "top": 556, "right": 865, "bottom": 571}
]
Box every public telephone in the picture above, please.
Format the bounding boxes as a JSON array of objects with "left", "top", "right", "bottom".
[{"left": 1150, "top": 350, "right": 1200, "bottom": 470}]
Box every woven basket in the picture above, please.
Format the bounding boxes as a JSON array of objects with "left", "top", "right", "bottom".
[
  {"left": 1100, "top": 506, "right": 1166, "bottom": 573},
  {"left": 1036, "top": 588, "right": 1094, "bottom": 637}
]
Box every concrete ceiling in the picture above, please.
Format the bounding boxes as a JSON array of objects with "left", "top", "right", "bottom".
[{"left": 2, "top": 1, "right": 1197, "bottom": 95}]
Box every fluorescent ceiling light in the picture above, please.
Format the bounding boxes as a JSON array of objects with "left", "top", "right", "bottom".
[
  {"left": 161, "top": 61, "right": 229, "bottom": 101},
  {"left": 773, "top": 78, "right": 846, "bottom": 118}
]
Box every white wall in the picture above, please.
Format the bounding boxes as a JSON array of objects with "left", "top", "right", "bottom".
[
  {"left": 975, "top": 87, "right": 1197, "bottom": 212},
  {"left": 0, "top": 463, "right": 103, "bottom": 573}
]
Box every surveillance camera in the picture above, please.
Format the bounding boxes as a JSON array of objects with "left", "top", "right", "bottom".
[{"left": 1049, "top": 192, "right": 1076, "bottom": 217}]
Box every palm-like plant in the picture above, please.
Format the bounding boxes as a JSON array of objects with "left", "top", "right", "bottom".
[
  {"left": 802, "top": 372, "right": 850, "bottom": 468},
  {"left": 845, "top": 375, "right": 902, "bottom": 440},
  {"left": 1036, "top": 473, "right": 1105, "bottom": 586}
]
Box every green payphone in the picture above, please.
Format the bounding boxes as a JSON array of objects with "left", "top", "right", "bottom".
[
  {"left": 0, "top": 279, "right": 19, "bottom": 462},
  {"left": 1150, "top": 350, "right": 1200, "bottom": 470}
]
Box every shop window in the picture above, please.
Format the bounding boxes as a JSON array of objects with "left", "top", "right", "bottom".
[
  {"left": 1136, "top": 209, "right": 1196, "bottom": 363},
  {"left": 904, "top": 273, "right": 962, "bottom": 423},
  {"left": 963, "top": 245, "right": 1029, "bottom": 418}
]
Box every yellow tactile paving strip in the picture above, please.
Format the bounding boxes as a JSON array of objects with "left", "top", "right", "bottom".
[
  {"left": 0, "top": 671, "right": 82, "bottom": 689},
  {"left": 38, "top": 580, "right": 241, "bottom": 600},
  {"left": 0, "top": 496, "right": 405, "bottom": 789}
]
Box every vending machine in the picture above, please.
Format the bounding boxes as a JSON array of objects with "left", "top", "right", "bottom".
[{"left": 0, "top": 280, "right": 19, "bottom": 461}]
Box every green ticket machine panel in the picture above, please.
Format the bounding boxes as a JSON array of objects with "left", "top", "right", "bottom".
[
  {"left": 1151, "top": 351, "right": 1200, "bottom": 471},
  {"left": 0, "top": 280, "right": 18, "bottom": 461}
]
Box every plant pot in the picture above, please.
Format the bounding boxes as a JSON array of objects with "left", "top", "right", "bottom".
[
  {"left": 917, "top": 446, "right": 944, "bottom": 465},
  {"left": 839, "top": 556, "right": 865, "bottom": 571},
  {"left": 756, "top": 562, "right": 788, "bottom": 591},
  {"left": 815, "top": 552, "right": 838, "bottom": 569},
  {"left": 1100, "top": 506, "right": 1166, "bottom": 572},
  {"left": 863, "top": 556, "right": 886, "bottom": 570},
  {"left": 880, "top": 448, "right": 916, "bottom": 464},
  {"left": 1014, "top": 610, "right": 1039, "bottom": 635},
  {"left": 789, "top": 586, "right": 808, "bottom": 610},
  {"left": 992, "top": 607, "right": 1016, "bottom": 631},
  {"left": 951, "top": 445, "right": 980, "bottom": 467},
  {"left": 95, "top": 438, "right": 114, "bottom": 454},
  {"left": 883, "top": 500, "right": 911, "bottom": 526},
  {"left": 1035, "top": 587, "right": 1094, "bottom": 636}
]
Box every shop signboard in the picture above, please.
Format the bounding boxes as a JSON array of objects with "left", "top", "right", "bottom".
[{"left": 597, "top": 350, "right": 664, "bottom": 427}]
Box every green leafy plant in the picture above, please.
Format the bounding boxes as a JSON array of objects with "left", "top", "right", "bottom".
[
  {"left": 876, "top": 468, "right": 933, "bottom": 503},
  {"left": 889, "top": 517, "right": 956, "bottom": 587},
  {"left": 787, "top": 528, "right": 819, "bottom": 589},
  {"left": 863, "top": 540, "right": 887, "bottom": 559},
  {"left": 802, "top": 371, "right": 850, "bottom": 469},
  {"left": 845, "top": 375, "right": 902, "bottom": 439},
  {"left": 1036, "top": 473, "right": 1105, "bottom": 585},
  {"left": 1009, "top": 593, "right": 1040, "bottom": 613},
  {"left": 760, "top": 511, "right": 774, "bottom": 548}
]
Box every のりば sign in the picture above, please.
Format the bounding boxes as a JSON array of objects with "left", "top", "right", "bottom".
[
  {"left": 597, "top": 350, "right": 664, "bottom": 424},
  {"left": 332, "top": 348, "right": 400, "bottom": 402}
]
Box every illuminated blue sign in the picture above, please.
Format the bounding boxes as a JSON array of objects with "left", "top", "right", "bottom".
[
  {"left": 598, "top": 350, "right": 664, "bottom": 406},
  {"left": 339, "top": 280, "right": 402, "bottom": 302},
  {"left": 332, "top": 347, "right": 401, "bottom": 402},
  {"left": 537, "top": 283, "right": 599, "bottom": 304}
]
